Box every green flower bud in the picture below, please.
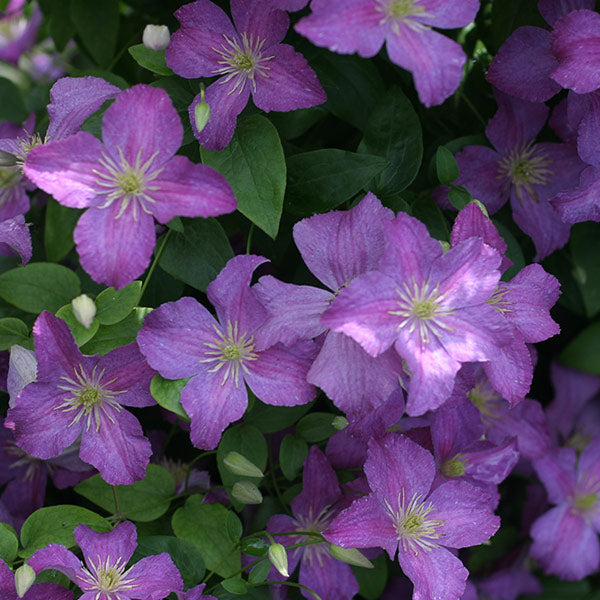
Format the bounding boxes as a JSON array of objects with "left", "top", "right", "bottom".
[
  {"left": 223, "top": 451, "right": 264, "bottom": 478},
  {"left": 71, "top": 294, "right": 97, "bottom": 329},
  {"left": 332, "top": 415, "right": 348, "bottom": 430},
  {"left": 231, "top": 480, "right": 263, "bottom": 505},
  {"left": 15, "top": 564, "right": 36, "bottom": 598},
  {"left": 329, "top": 544, "right": 374, "bottom": 569},
  {"left": 268, "top": 543, "right": 289, "bottom": 578},
  {"left": 194, "top": 86, "right": 211, "bottom": 134}
]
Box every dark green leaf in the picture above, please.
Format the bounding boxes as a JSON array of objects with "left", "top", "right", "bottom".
[
  {"left": 133, "top": 536, "right": 205, "bottom": 587},
  {"left": 297, "top": 412, "right": 337, "bottom": 443},
  {"left": 95, "top": 281, "right": 142, "bottom": 325},
  {"left": 70, "top": 0, "right": 119, "bottom": 67},
  {"left": 489, "top": 0, "right": 546, "bottom": 54},
  {"left": 242, "top": 537, "right": 269, "bottom": 558},
  {"left": 448, "top": 185, "right": 472, "bottom": 211},
  {"left": 570, "top": 222, "right": 600, "bottom": 318},
  {"left": 358, "top": 86, "right": 422, "bottom": 194},
  {"left": 0, "top": 523, "right": 18, "bottom": 563},
  {"left": 285, "top": 150, "right": 386, "bottom": 216},
  {"left": 0, "top": 318, "right": 29, "bottom": 350},
  {"left": 245, "top": 399, "right": 314, "bottom": 434},
  {"left": 44, "top": 198, "right": 80, "bottom": 262},
  {"left": 56, "top": 304, "right": 99, "bottom": 346},
  {"left": 74, "top": 464, "right": 175, "bottom": 522},
  {"left": 159, "top": 220, "right": 234, "bottom": 292},
  {"left": 39, "top": 0, "right": 74, "bottom": 51},
  {"left": 128, "top": 44, "right": 173, "bottom": 76},
  {"left": 172, "top": 496, "right": 242, "bottom": 578},
  {"left": 20, "top": 506, "right": 111, "bottom": 557},
  {"left": 352, "top": 553, "right": 388, "bottom": 600},
  {"left": 560, "top": 321, "right": 600, "bottom": 374},
  {"left": 0, "top": 263, "right": 80, "bottom": 314},
  {"left": 248, "top": 560, "right": 270, "bottom": 584},
  {"left": 279, "top": 434, "right": 308, "bottom": 481},
  {"left": 435, "top": 146, "right": 459, "bottom": 185},
  {"left": 222, "top": 577, "right": 248, "bottom": 595},
  {"left": 410, "top": 196, "right": 450, "bottom": 242},
  {"left": 201, "top": 114, "right": 286, "bottom": 238},
  {"left": 0, "top": 78, "right": 27, "bottom": 123},
  {"left": 150, "top": 374, "right": 190, "bottom": 421}
]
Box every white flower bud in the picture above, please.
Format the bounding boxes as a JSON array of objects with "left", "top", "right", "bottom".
[
  {"left": 71, "top": 294, "right": 96, "bottom": 329},
  {"left": 15, "top": 563, "right": 36, "bottom": 598},
  {"left": 142, "top": 24, "right": 171, "bottom": 51},
  {"left": 223, "top": 451, "right": 264, "bottom": 478},
  {"left": 7, "top": 345, "right": 37, "bottom": 408},
  {"left": 231, "top": 480, "right": 263, "bottom": 505},
  {"left": 268, "top": 543, "right": 289, "bottom": 578},
  {"left": 329, "top": 544, "right": 374, "bottom": 568}
]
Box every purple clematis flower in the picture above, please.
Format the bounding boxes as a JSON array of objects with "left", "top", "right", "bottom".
[
  {"left": 166, "top": 0, "right": 326, "bottom": 150},
  {"left": 137, "top": 254, "right": 316, "bottom": 450},
  {"left": 0, "top": 557, "right": 72, "bottom": 600},
  {"left": 267, "top": 446, "right": 360, "bottom": 600},
  {"left": 295, "top": 0, "right": 479, "bottom": 106},
  {"left": 24, "top": 84, "right": 236, "bottom": 288},
  {"left": 176, "top": 584, "right": 217, "bottom": 600},
  {"left": 6, "top": 312, "right": 156, "bottom": 485},
  {"left": 0, "top": 0, "right": 42, "bottom": 66},
  {"left": 28, "top": 521, "right": 183, "bottom": 600},
  {"left": 324, "top": 433, "right": 500, "bottom": 600}
]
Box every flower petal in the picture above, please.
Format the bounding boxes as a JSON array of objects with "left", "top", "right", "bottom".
[{"left": 75, "top": 521, "right": 137, "bottom": 569}]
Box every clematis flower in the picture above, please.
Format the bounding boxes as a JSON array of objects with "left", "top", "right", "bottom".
[
  {"left": 324, "top": 434, "right": 499, "bottom": 600},
  {"left": 176, "top": 584, "right": 217, "bottom": 600},
  {"left": 0, "top": 0, "right": 42, "bottom": 66},
  {"left": 6, "top": 311, "right": 156, "bottom": 485},
  {"left": 24, "top": 83, "right": 236, "bottom": 288},
  {"left": 137, "top": 254, "right": 316, "bottom": 450},
  {"left": 0, "top": 557, "right": 72, "bottom": 600},
  {"left": 28, "top": 521, "right": 183, "bottom": 600},
  {"left": 295, "top": 0, "right": 480, "bottom": 106},
  {"left": 166, "top": 0, "right": 326, "bottom": 150}
]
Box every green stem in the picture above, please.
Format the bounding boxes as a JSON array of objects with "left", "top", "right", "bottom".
[
  {"left": 140, "top": 229, "right": 171, "bottom": 299},
  {"left": 112, "top": 486, "right": 120, "bottom": 517},
  {"left": 459, "top": 90, "right": 487, "bottom": 128},
  {"left": 184, "top": 450, "right": 216, "bottom": 492},
  {"left": 246, "top": 223, "right": 255, "bottom": 254},
  {"left": 257, "top": 581, "right": 323, "bottom": 600}
]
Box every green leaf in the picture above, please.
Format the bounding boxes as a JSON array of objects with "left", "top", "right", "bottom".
[
  {"left": 279, "top": 434, "right": 308, "bottom": 481},
  {"left": 489, "top": 0, "right": 546, "bottom": 53},
  {"left": 132, "top": 536, "right": 205, "bottom": 588},
  {"left": 222, "top": 577, "right": 248, "bottom": 595},
  {"left": 435, "top": 146, "right": 459, "bottom": 185},
  {"left": 70, "top": 0, "right": 119, "bottom": 67},
  {"left": 358, "top": 86, "right": 423, "bottom": 194},
  {"left": 296, "top": 412, "right": 337, "bottom": 443},
  {"left": 39, "top": 0, "right": 74, "bottom": 51},
  {"left": 245, "top": 399, "right": 314, "bottom": 434},
  {"left": 0, "top": 263, "right": 80, "bottom": 314},
  {"left": 172, "top": 495, "right": 242, "bottom": 578},
  {"left": 150, "top": 374, "right": 190, "bottom": 421},
  {"left": 128, "top": 44, "right": 173, "bottom": 76},
  {"left": 0, "top": 78, "right": 27, "bottom": 123},
  {"left": 56, "top": 304, "right": 99, "bottom": 346},
  {"left": 570, "top": 222, "right": 600, "bottom": 318},
  {"left": 0, "top": 318, "right": 29, "bottom": 350},
  {"left": 285, "top": 150, "right": 386, "bottom": 216},
  {"left": 410, "top": 196, "right": 450, "bottom": 242},
  {"left": 352, "top": 553, "right": 388, "bottom": 600},
  {"left": 201, "top": 114, "right": 286, "bottom": 238},
  {"left": 448, "top": 185, "right": 472, "bottom": 211},
  {"left": 95, "top": 281, "right": 142, "bottom": 325},
  {"left": 45, "top": 198, "right": 80, "bottom": 263},
  {"left": 248, "top": 560, "right": 270, "bottom": 584},
  {"left": 560, "top": 321, "right": 600, "bottom": 374},
  {"left": 80, "top": 307, "right": 151, "bottom": 355},
  {"left": 74, "top": 464, "right": 175, "bottom": 522},
  {"left": 159, "top": 220, "right": 234, "bottom": 292},
  {"left": 20, "top": 506, "right": 111, "bottom": 558},
  {"left": 0, "top": 523, "right": 18, "bottom": 563}
]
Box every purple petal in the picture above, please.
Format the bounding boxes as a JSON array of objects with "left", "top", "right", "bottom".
[
  {"left": 0, "top": 177, "right": 30, "bottom": 223},
  {"left": 150, "top": 156, "right": 236, "bottom": 222},
  {"left": 102, "top": 85, "right": 182, "bottom": 168},
  {"left": 552, "top": 165, "right": 600, "bottom": 223},
  {"left": 463, "top": 439, "right": 520, "bottom": 484},
  {"left": 245, "top": 341, "right": 316, "bottom": 407},
  {"left": 28, "top": 543, "right": 83, "bottom": 583},
  {"left": 533, "top": 446, "right": 576, "bottom": 503},
  {"left": 299, "top": 551, "right": 359, "bottom": 600},
  {"left": 74, "top": 205, "right": 156, "bottom": 289},
  {"left": 550, "top": 10, "right": 600, "bottom": 94},
  {"left": 538, "top": 0, "right": 594, "bottom": 27},
  {"left": 125, "top": 553, "right": 184, "bottom": 599},
  {"left": 24, "top": 132, "right": 105, "bottom": 208},
  {"left": 79, "top": 409, "right": 151, "bottom": 485},
  {"left": 575, "top": 94, "right": 600, "bottom": 165},
  {"left": 293, "top": 192, "right": 394, "bottom": 291},
  {"left": 137, "top": 297, "right": 219, "bottom": 379},
  {"left": 46, "top": 76, "right": 120, "bottom": 141},
  {"left": 231, "top": 0, "right": 289, "bottom": 45},
  {"left": 386, "top": 26, "right": 466, "bottom": 107},
  {"left": 252, "top": 43, "right": 326, "bottom": 112},
  {"left": 0, "top": 215, "right": 32, "bottom": 265},
  {"left": 530, "top": 504, "right": 600, "bottom": 579},
  {"left": 419, "top": 0, "right": 480, "bottom": 28},
  {"left": 76, "top": 521, "right": 137, "bottom": 568},
  {"left": 487, "top": 27, "right": 560, "bottom": 102}
]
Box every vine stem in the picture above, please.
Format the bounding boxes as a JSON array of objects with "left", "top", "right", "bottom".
[{"left": 140, "top": 229, "right": 171, "bottom": 298}]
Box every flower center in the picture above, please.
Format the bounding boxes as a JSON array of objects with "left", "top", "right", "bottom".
[
  {"left": 292, "top": 506, "right": 335, "bottom": 568},
  {"left": 385, "top": 490, "right": 444, "bottom": 554},
  {"left": 13, "top": 132, "right": 45, "bottom": 171},
  {"left": 93, "top": 147, "right": 164, "bottom": 221},
  {"left": 574, "top": 492, "right": 597, "bottom": 512},
  {"left": 4, "top": 440, "right": 41, "bottom": 481},
  {"left": 199, "top": 320, "right": 259, "bottom": 387},
  {"left": 55, "top": 364, "right": 125, "bottom": 432},
  {"left": 79, "top": 555, "right": 138, "bottom": 595},
  {"left": 496, "top": 143, "right": 553, "bottom": 203},
  {"left": 486, "top": 285, "right": 514, "bottom": 314},
  {"left": 468, "top": 380, "right": 503, "bottom": 422},
  {"left": 388, "top": 278, "right": 455, "bottom": 344},
  {"left": 440, "top": 453, "right": 468, "bottom": 478},
  {"left": 375, "top": 0, "right": 431, "bottom": 32},
  {"left": 212, "top": 32, "right": 275, "bottom": 95}
]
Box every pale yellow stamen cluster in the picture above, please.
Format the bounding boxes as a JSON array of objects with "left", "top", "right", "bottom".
[
  {"left": 79, "top": 554, "right": 138, "bottom": 597},
  {"left": 375, "top": 0, "right": 432, "bottom": 34},
  {"left": 292, "top": 505, "right": 335, "bottom": 568}
]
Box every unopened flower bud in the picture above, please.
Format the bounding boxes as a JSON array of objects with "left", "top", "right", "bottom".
[
  {"left": 194, "top": 86, "right": 210, "bottom": 134},
  {"left": 223, "top": 451, "right": 264, "bottom": 478},
  {"left": 332, "top": 415, "right": 348, "bottom": 430},
  {"left": 142, "top": 24, "right": 171, "bottom": 51},
  {"left": 0, "top": 149, "right": 17, "bottom": 167},
  {"left": 15, "top": 563, "right": 35, "bottom": 598},
  {"left": 268, "top": 543, "right": 289, "bottom": 578},
  {"left": 329, "top": 544, "right": 374, "bottom": 569},
  {"left": 232, "top": 480, "right": 263, "bottom": 504},
  {"left": 72, "top": 294, "right": 96, "bottom": 329}
]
